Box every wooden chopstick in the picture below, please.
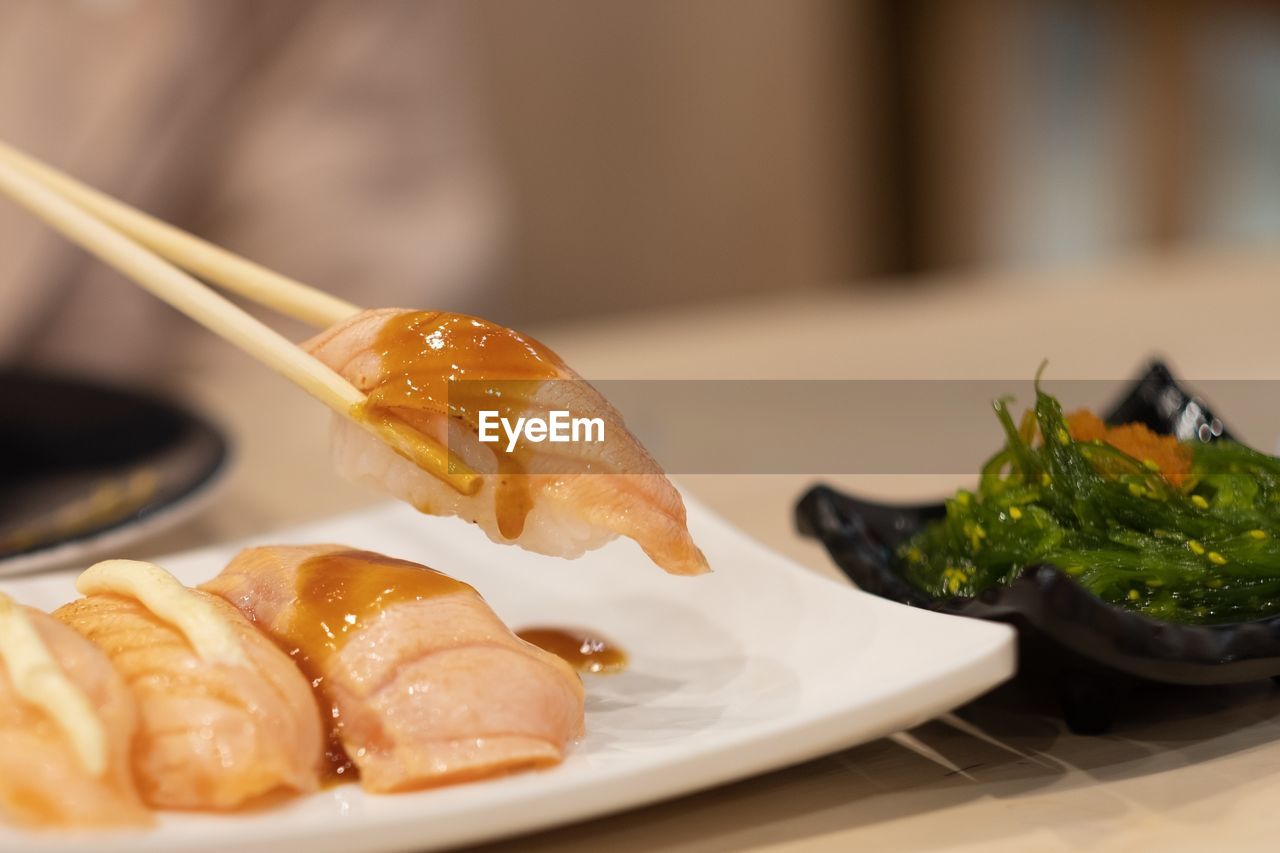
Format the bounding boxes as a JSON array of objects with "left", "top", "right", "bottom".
[
  {"left": 0, "top": 151, "right": 479, "bottom": 495},
  {"left": 0, "top": 140, "right": 358, "bottom": 328}
]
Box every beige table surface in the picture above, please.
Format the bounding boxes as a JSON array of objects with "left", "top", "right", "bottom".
[{"left": 138, "top": 247, "right": 1280, "bottom": 852}]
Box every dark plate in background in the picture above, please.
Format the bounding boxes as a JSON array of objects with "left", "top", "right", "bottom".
[
  {"left": 0, "top": 371, "right": 229, "bottom": 575},
  {"left": 795, "top": 361, "right": 1280, "bottom": 734}
]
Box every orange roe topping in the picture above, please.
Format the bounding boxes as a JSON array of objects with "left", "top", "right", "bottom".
[{"left": 1066, "top": 410, "right": 1192, "bottom": 487}]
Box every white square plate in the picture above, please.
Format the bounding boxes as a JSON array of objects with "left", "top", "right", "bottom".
[{"left": 0, "top": 497, "right": 1014, "bottom": 852}]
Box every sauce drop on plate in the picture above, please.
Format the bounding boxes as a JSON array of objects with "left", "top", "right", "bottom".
[{"left": 516, "top": 627, "right": 627, "bottom": 674}]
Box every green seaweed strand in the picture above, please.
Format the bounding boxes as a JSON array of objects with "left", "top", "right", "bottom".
[{"left": 897, "top": 379, "right": 1280, "bottom": 624}]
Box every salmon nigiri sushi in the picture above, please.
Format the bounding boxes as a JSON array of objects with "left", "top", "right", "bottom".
[
  {"left": 0, "top": 593, "right": 149, "bottom": 829},
  {"left": 303, "top": 309, "right": 708, "bottom": 575},
  {"left": 202, "top": 545, "right": 585, "bottom": 792},
  {"left": 53, "top": 560, "right": 325, "bottom": 810}
]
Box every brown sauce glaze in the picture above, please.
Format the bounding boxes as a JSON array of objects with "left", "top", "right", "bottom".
[
  {"left": 286, "top": 549, "right": 476, "bottom": 784},
  {"left": 317, "top": 725, "right": 355, "bottom": 786},
  {"left": 516, "top": 627, "right": 628, "bottom": 675},
  {"left": 363, "top": 311, "right": 571, "bottom": 540},
  {"left": 368, "top": 311, "right": 567, "bottom": 413}
]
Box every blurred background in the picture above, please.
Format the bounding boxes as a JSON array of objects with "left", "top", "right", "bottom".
[{"left": 0, "top": 0, "right": 1278, "bottom": 380}]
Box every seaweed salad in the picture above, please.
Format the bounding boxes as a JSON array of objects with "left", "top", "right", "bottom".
[{"left": 898, "top": 373, "right": 1280, "bottom": 624}]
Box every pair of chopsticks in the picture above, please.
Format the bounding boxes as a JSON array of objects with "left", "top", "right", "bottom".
[{"left": 0, "top": 140, "right": 477, "bottom": 494}]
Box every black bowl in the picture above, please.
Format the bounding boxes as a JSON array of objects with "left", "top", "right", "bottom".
[
  {"left": 0, "top": 371, "right": 230, "bottom": 572},
  {"left": 795, "top": 361, "right": 1280, "bottom": 733}
]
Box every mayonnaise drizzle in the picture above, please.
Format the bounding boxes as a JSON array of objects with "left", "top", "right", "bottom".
[
  {"left": 76, "top": 560, "right": 250, "bottom": 669},
  {"left": 0, "top": 593, "right": 107, "bottom": 776}
]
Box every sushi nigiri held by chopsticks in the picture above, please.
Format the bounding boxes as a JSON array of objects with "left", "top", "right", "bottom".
[
  {"left": 0, "top": 593, "right": 150, "bottom": 829},
  {"left": 202, "top": 545, "right": 585, "bottom": 792},
  {"left": 303, "top": 308, "right": 710, "bottom": 576},
  {"left": 53, "top": 560, "right": 325, "bottom": 810},
  {"left": 0, "top": 143, "right": 702, "bottom": 568}
]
